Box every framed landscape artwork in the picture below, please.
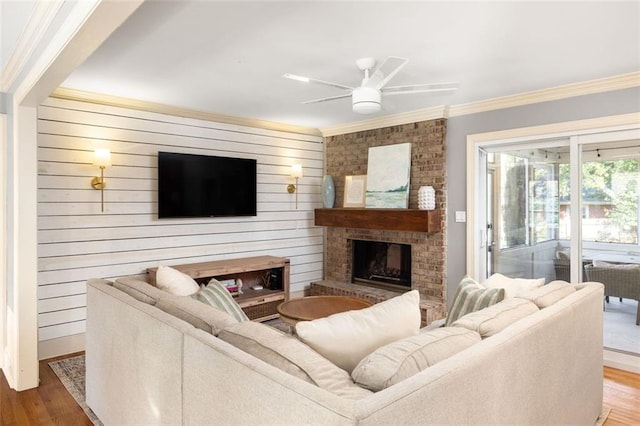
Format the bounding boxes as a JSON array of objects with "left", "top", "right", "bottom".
[
  {"left": 343, "top": 175, "right": 367, "bottom": 207},
  {"left": 365, "top": 143, "right": 412, "bottom": 208}
]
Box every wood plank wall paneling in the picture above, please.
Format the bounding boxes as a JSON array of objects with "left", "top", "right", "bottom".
[{"left": 36, "top": 97, "right": 325, "bottom": 346}]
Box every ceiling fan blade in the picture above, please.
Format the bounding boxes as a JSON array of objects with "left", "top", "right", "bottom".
[
  {"left": 302, "top": 93, "right": 352, "bottom": 104},
  {"left": 382, "top": 82, "right": 459, "bottom": 95},
  {"left": 283, "top": 73, "right": 354, "bottom": 91},
  {"left": 372, "top": 57, "right": 408, "bottom": 89}
]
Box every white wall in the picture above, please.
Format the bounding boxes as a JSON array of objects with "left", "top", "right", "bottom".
[{"left": 36, "top": 97, "right": 324, "bottom": 358}]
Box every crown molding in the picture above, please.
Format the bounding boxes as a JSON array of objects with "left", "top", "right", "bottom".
[
  {"left": 52, "top": 72, "right": 638, "bottom": 139},
  {"left": 51, "top": 87, "right": 323, "bottom": 137},
  {"left": 320, "top": 105, "right": 448, "bottom": 137},
  {"left": 0, "top": 1, "right": 64, "bottom": 92},
  {"left": 448, "top": 71, "right": 640, "bottom": 118}
]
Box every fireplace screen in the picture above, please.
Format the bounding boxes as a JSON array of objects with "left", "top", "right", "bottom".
[{"left": 352, "top": 240, "right": 411, "bottom": 290}]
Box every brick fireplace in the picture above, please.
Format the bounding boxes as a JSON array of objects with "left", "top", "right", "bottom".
[{"left": 311, "top": 119, "right": 448, "bottom": 325}]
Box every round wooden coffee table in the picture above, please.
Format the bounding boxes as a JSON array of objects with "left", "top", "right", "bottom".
[{"left": 277, "top": 295, "right": 372, "bottom": 326}]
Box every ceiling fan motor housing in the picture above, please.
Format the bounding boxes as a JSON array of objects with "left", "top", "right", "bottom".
[{"left": 352, "top": 86, "right": 381, "bottom": 114}]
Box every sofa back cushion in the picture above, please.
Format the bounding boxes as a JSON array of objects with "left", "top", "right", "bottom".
[
  {"left": 114, "top": 277, "right": 166, "bottom": 305},
  {"left": 295, "top": 290, "right": 421, "bottom": 374},
  {"left": 451, "top": 298, "right": 539, "bottom": 338},
  {"left": 219, "top": 321, "right": 372, "bottom": 400},
  {"left": 445, "top": 276, "right": 505, "bottom": 326},
  {"left": 156, "top": 295, "right": 238, "bottom": 336},
  {"left": 351, "top": 327, "right": 481, "bottom": 391},
  {"left": 517, "top": 281, "right": 576, "bottom": 308}
]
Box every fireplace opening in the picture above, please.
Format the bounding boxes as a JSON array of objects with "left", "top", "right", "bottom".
[{"left": 352, "top": 240, "right": 411, "bottom": 291}]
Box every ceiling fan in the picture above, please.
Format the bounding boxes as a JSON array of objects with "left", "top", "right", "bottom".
[{"left": 283, "top": 57, "right": 458, "bottom": 114}]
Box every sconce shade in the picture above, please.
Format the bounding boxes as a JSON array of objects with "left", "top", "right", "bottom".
[
  {"left": 93, "top": 149, "right": 112, "bottom": 168},
  {"left": 290, "top": 164, "right": 303, "bottom": 179}
]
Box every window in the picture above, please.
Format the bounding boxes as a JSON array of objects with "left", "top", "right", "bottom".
[
  {"left": 560, "top": 159, "right": 638, "bottom": 244},
  {"left": 498, "top": 152, "right": 559, "bottom": 250}
]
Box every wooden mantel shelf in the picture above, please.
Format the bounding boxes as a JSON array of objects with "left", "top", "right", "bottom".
[{"left": 314, "top": 208, "right": 442, "bottom": 233}]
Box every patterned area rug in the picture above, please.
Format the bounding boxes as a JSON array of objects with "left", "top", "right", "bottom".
[{"left": 48, "top": 355, "right": 102, "bottom": 426}]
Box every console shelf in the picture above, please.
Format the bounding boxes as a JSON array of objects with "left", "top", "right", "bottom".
[
  {"left": 147, "top": 255, "right": 290, "bottom": 321},
  {"left": 314, "top": 208, "right": 441, "bottom": 233}
]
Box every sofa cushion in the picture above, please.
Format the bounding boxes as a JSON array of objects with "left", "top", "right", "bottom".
[
  {"left": 295, "top": 290, "right": 421, "bottom": 374},
  {"left": 451, "top": 298, "right": 539, "bottom": 338},
  {"left": 481, "top": 273, "right": 545, "bottom": 298},
  {"left": 351, "top": 327, "right": 481, "bottom": 391},
  {"left": 445, "top": 276, "right": 505, "bottom": 327},
  {"left": 113, "top": 277, "right": 167, "bottom": 305},
  {"left": 517, "top": 281, "right": 576, "bottom": 308},
  {"left": 156, "top": 295, "right": 238, "bottom": 335},
  {"left": 592, "top": 259, "right": 639, "bottom": 269},
  {"left": 219, "top": 321, "right": 372, "bottom": 399},
  {"left": 155, "top": 265, "right": 200, "bottom": 296},
  {"left": 191, "top": 278, "right": 249, "bottom": 322}
]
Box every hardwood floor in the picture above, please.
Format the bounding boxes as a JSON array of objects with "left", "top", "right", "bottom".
[
  {"left": 604, "top": 367, "right": 640, "bottom": 425},
  {"left": 0, "top": 353, "right": 92, "bottom": 426},
  {"left": 0, "top": 355, "right": 638, "bottom": 425}
]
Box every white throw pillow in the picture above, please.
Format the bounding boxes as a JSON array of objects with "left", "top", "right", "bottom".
[
  {"left": 295, "top": 290, "right": 421, "bottom": 374},
  {"left": 155, "top": 265, "right": 200, "bottom": 296},
  {"left": 592, "top": 259, "right": 639, "bottom": 269},
  {"left": 481, "top": 273, "right": 544, "bottom": 298}
]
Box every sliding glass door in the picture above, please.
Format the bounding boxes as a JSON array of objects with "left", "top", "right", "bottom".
[
  {"left": 482, "top": 142, "right": 568, "bottom": 283},
  {"left": 470, "top": 126, "right": 640, "bottom": 357}
]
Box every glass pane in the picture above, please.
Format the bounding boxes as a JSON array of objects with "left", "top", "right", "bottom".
[
  {"left": 499, "top": 154, "right": 528, "bottom": 249},
  {"left": 530, "top": 163, "right": 559, "bottom": 244},
  {"left": 582, "top": 158, "right": 638, "bottom": 243},
  {"left": 579, "top": 139, "right": 640, "bottom": 357},
  {"left": 492, "top": 147, "right": 566, "bottom": 282}
]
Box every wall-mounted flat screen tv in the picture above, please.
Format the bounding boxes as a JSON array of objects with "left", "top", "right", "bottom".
[{"left": 158, "top": 151, "right": 257, "bottom": 219}]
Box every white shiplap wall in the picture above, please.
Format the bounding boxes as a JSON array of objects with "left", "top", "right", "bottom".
[{"left": 36, "top": 97, "right": 324, "bottom": 353}]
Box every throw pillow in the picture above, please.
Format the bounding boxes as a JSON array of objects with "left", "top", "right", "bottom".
[
  {"left": 451, "top": 298, "right": 539, "bottom": 338},
  {"left": 517, "top": 281, "right": 576, "bottom": 308},
  {"left": 481, "top": 273, "right": 545, "bottom": 298},
  {"left": 155, "top": 265, "right": 200, "bottom": 296},
  {"left": 219, "top": 321, "right": 372, "bottom": 399},
  {"left": 191, "top": 278, "right": 249, "bottom": 322},
  {"left": 445, "top": 276, "right": 505, "bottom": 327},
  {"left": 295, "top": 290, "right": 421, "bottom": 374},
  {"left": 351, "top": 327, "right": 481, "bottom": 391},
  {"left": 592, "top": 259, "right": 639, "bottom": 269}
]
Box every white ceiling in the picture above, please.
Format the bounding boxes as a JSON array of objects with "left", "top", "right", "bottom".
[{"left": 62, "top": 1, "right": 640, "bottom": 130}]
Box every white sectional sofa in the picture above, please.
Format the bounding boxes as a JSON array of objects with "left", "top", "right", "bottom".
[{"left": 86, "top": 277, "right": 604, "bottom": 425}]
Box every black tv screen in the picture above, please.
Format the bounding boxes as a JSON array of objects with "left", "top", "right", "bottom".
[{"left": 158, "top": 151, "right": 257, "bottom": 218}]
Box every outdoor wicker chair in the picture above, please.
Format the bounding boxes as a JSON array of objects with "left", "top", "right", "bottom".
[{"left": 584, "top": 263, "right": 640, "bottom": 325}]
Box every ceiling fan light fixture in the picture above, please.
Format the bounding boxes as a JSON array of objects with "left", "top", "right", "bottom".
[{"left": 352, "top": 86, "right": 381, "bottom": 114}]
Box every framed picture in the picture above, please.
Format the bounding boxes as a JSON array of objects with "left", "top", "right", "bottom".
[
  {"left": 365, "top": 143, "right": 412, "bottom": 208},
  {"left": 343, "top": 175, "right": 367, "bottom": 208}
]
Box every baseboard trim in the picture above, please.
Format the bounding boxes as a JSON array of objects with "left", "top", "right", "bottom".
[
  {"left": 603, "top": 348, "right": 640, "bottom": 374},
  {"left": 39, "top": 333, "right": 85, "bottom": 361}
]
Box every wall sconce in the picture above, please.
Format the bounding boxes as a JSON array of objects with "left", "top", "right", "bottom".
[
  {"left": 287, "top": 164, "right": 303, "bottom": 209},
  {"left": 91, "top": 148, "right": 111, "bottom": 212}
]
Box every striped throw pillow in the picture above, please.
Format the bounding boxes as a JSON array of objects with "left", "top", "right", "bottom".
[
  {"left": 445, "top": 276, "right": 505, "bottom": 326},
  {"left": 192, "top": 278, "right": 249, "bottom": 322}
]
